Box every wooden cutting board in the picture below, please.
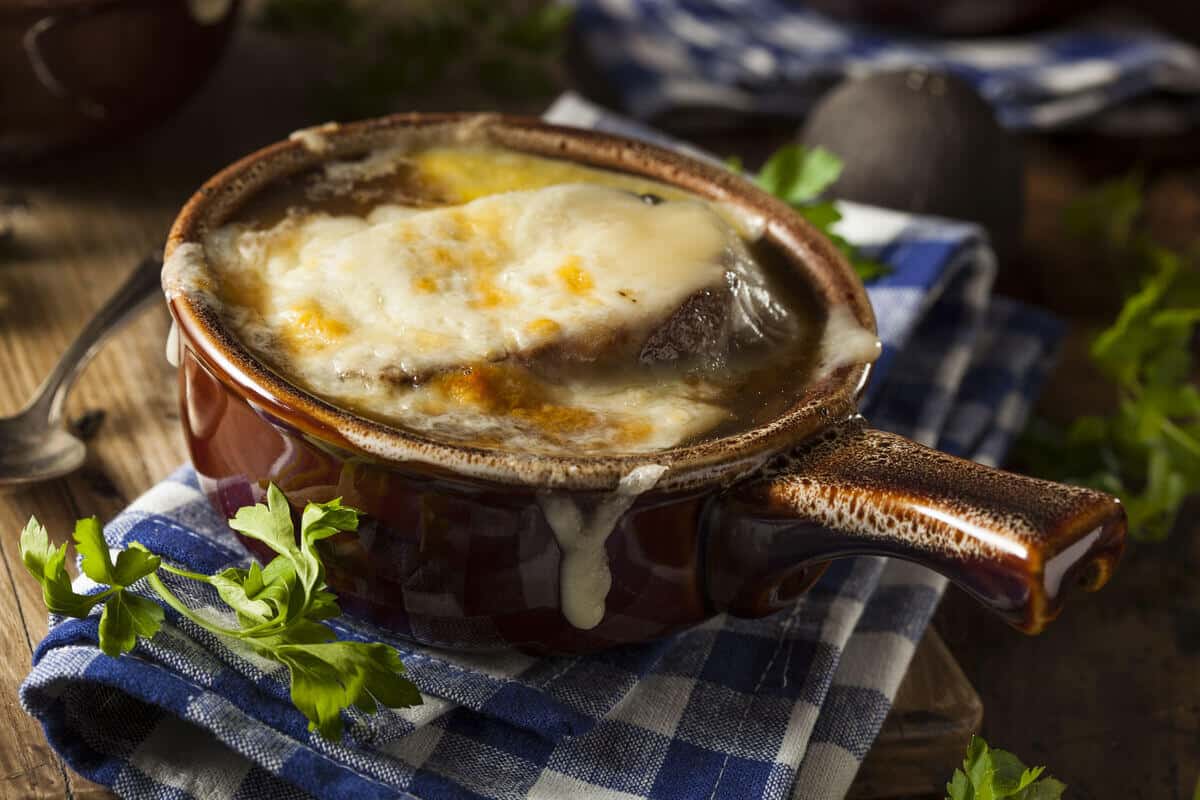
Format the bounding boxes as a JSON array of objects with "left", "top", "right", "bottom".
[{"left": 850, "top": 629, "right": 982, "bottom": 798}]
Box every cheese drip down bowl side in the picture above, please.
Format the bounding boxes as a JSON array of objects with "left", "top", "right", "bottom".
[{"left": 163, "top": 113, "right": 1126, "bottom": 653}]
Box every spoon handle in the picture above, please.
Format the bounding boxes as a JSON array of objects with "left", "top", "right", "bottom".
[{"left": 26, "top": 255, "right": 163, "bottom": 425}]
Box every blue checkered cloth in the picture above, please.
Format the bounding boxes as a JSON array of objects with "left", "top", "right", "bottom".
[
  {"left": 573, "top": 0, "right": 1200, "bottom": 131},
  {"left": 20, "top": 95, "right": 1066, "bottom": 800}
]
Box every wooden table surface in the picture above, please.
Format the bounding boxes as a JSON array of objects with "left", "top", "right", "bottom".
[{"left": 2, "top": 21, "right": 1198, "bottom": 800}]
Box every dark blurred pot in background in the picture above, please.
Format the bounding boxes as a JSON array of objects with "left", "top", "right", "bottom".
[
  {"left": 803, "top": 0, "right": 1091, "bottom": 36},
  {"left": 801, "top": 70, "right": 1024, "bottom": 265},
  {"left": 0, "top": 0, "right": 238, "bottom": 164}
]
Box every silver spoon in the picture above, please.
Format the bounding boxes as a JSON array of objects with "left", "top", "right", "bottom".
[{"left": 0, "top": 256, "right": 163, "bottom": 488}]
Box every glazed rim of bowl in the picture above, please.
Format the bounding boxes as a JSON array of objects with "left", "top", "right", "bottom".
[{"left": 164, "top": 113, "right": 876, "bottom": 493}]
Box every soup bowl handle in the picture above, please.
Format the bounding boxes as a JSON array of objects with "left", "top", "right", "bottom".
[{"left": 702, "top": 417, "right": 1126, "bottom": 633}]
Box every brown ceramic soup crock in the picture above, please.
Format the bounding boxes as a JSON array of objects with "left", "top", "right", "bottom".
[{"left": 162, "top": 113, "right": 1126, "bottom": 654}]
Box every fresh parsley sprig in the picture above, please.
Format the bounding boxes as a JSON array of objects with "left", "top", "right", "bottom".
[
  {"left": 1016, "top": 173, "right": 1200, "bottom": 541},
  {"left": 22, "top": 517, "right": 164, "bottom": 656},
  {"left": 729, "top": 145, "right": 891, "bottom": 282},
  {"left": 20, "top": 485, "right": 421, "bottom": 740},
  {"left": 946, "top": 736, "right": 1066, "bottom": 800}
]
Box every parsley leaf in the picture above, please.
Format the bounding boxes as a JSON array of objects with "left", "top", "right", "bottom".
[
  {"left": 229, "top": 484, "right": 298, "bottom": 563},
  {"left": 274, "top": 640, "right": 421, "bottom": 740},
  {"left": 20, "top": 518, "right": 106, "bottom": 618},
  {"left": 756, "top": 145, "right": 844, "bottom": 206},
  {"left": 23, "top": 516, "right": 163, "bottom": 656},
  {"left": 797, "top": 202, "right": 892, "bottom": 282},
  {"left": 222, "top": 486, "right": 355, "bottom": 631},
  {"left": 946, "top": 735, "right": 1066, "bottom": 800},
  {"left": 1015, "top": 173, "right": 1200, "bottom": 541},
  {"left": 98, "top": 591, "right": 164, "bottom": 658},
  {"left": 74, "top": 516, "right": 160, "bottom": 588},
  {"left": 69, "top": 516, "right": 164, "bottom": 656},
  {"left": 731, "top": 144, "right": 891, "bottom": 282},
  {"left": 209, "top": 564, "right": 273, "bottom": 622},
  {"left": 18, "top": 486, "right": 421, "bottom": 739}
]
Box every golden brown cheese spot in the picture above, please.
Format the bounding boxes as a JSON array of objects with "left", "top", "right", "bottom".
[
  {"left": 469, "top": 276, "right": 511, "bottom": 309},
  {"left": 434, "top": 367, "right": 494, "bottom": 409},
  {"left": 280, "top": 301, "right": 350, "bottom": 351},
  {"left": 612, "top": 419, "right": 654, "bottom": 445},
  {"left": 445, "top": 210, "right": 471, "bottom": 241},
  {"left": 411, "top": 330, "right": 449, "bottom": 350},
  {"left": 525, "top": 318, "right": 561, "bottom": 337},
  {"left": 432, "top": 363, "right": 545, "bottom": 413},
  {"left": 467, "top": 208, "right": 505, "bottom": 241},
  {"left": 412, "top": 275, "right": 440, "bottom": 293},
  {"left": 411, "top": 147, "right": 686, "bottom": 204},
  {"left": 429, "top": 246, "right": 456, "bottom": 269},
  {"left": 220, "top": 270, "right": 268, "bottom": 315},
  {"left": 415, "top": 209, "right": 509, "bottom": 286},
  {"left": 511, "top": 404, "right": 599, "bottom": 438},
  {"left": 557, "top": 256, "right": 594, "bottom": 295},
  {"left": 467, "top": 247, "right": 499, "bottom": 272},
  {"left": 428, "top": 362, "right": 609, "bottom": 443}
]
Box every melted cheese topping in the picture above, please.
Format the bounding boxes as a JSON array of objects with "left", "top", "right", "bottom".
[
  {"left": 205, "top": 182, "right": 748, "bottom": 453},
  {"left": 411, "top": 146, "right": 691, "bottom": 204},
  {"left": 207, "top": 184, "right": 733, "bottom": 380},
  {"left": 195, "top": 145, "right": 869, "bottom": 457},
  {"left": 395, "top": 362, "right": 730, "bottom": 453}
]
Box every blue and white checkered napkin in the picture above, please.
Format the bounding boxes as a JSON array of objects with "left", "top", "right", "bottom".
[
  {"left": 21, "top": 95, "right": 1065, "bottom": 800},
  {"left": 573, "top": 0, "right": 1200, "bottom": 131}
]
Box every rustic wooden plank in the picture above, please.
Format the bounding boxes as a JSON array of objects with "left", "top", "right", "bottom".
[
  {"left": 0, "top": 105, "right": 192, "bottom": 800},
  {"left": 849, "top": 630, "right": 982, "bottom": 799},
  {"left": 0, "top": 28, "right": 333, "bottom": 799},
  {"left": 0, "top": 482, "right": 77, "bottom": 800}
]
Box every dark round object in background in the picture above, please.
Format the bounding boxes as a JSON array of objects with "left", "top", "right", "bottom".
[
  {"left": 800, "top": 69, "right": 1024, "bottom": 264},
  {"left": 802, "top": 0, "right": 1091, "bottom": 36},
  {"left": 0, "top": 0, "right": 238, "bottom": 165}
]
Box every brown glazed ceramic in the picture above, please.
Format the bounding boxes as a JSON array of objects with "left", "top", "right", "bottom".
[
  {"left": 0, "top": 0, "right": 237, "bottom": 163},
  {"left": 163, "top": 113, "right": 1126, "bottom": 654}
]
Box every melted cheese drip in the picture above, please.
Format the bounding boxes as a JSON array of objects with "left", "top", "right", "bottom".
[
  {"left": 289, "top": 122, "right": 340, "bottom": 153},
  {"left": 539, "top": 464, "right": 668, "bottom": 629},
  {"left": 165, "top": 320, "right": 181, "bottom": 368},
  {"left": 817, "top": 305, "right": 883, "bottom": 377}
]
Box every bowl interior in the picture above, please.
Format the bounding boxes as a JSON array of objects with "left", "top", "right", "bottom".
[{"left": 164, "top": 113, "right": 876, "bottom": 492}]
